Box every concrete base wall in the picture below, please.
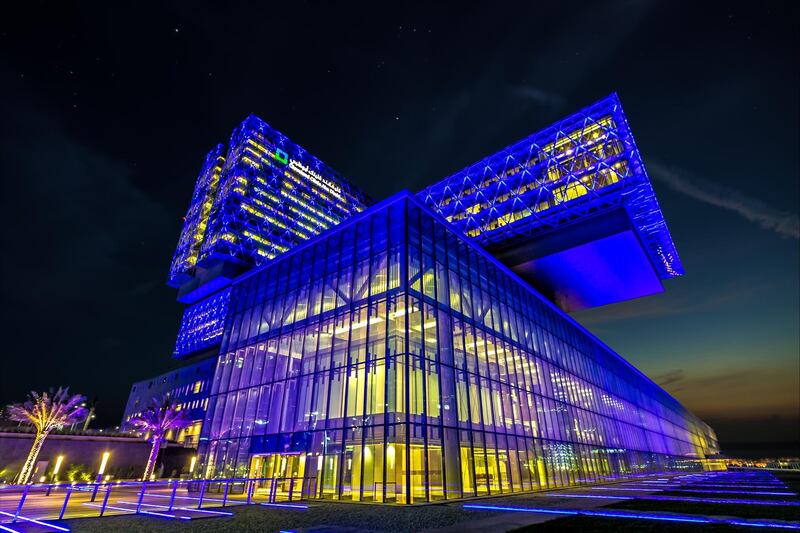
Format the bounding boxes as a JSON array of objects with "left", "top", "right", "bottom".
[{"left": 0, "top": 432, "right": 153, "bottom": 482}]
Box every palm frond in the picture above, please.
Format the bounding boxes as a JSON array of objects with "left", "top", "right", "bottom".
[
  {"left": 5, "top": 388, "right": 88, "bottom": 433},
  {"left": 129, "top": 395, "right": 191, "bottom": 443}
]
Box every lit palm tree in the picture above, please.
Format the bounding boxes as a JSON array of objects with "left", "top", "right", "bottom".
[
  {"left": 130, "top": 395, "right": 191, "bottom": 481},
  {"left": 6, "top": 388, "right": 88, "bottom": 484}
]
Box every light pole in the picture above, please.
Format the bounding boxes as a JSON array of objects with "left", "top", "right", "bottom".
[
  {"left": 46, "top": 455, "right": 64, "bottom": 496},
  {"left": 82, "top": 408, "right": 96, "bottom": 431},
  {"left": 52, "top": 455, "right": 64, "bottom": 482},
  {"left": 90, "top": 452, "right": 110, "bottom": 502},
  {"left": 82, "top": 396, "right": 98, "bottom": 432}
]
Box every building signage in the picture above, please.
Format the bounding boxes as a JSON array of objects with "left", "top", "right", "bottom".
[{"left": 289, "top": 160, "right": 342, "bottom": 194}]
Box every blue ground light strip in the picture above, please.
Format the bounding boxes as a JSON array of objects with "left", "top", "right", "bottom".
[
  {"left": 462, "top": 504, "right": 800, "bottom": 529},
  {"left": 260, "top": 502, "right": 309, "bottom": 509},
  {"left": 115, "top": 500, "right": 234, "bottom": 516},
  {"left": 592, "top": 486, "right": 798, "bottom": 495},
  {"left": 143, "top": 492, "right": 229, "bottom": 504},
  {"left": 546, "top": 493, "right": 800, "bottom": 506},
  {"left": 0, "top": 525, "right": 21, "bottom": 533},
  {"left": 0, "top": 510, "right": 69, "bottom": 532},
  {"left": 664, "top": 489, "right": 797, "bottom": 496},
  {"left": 83, "top": 502, "right": 191, "bottom": 520},
  {"left": 612, "top": 484, "right": 792, "bottom": 490}
]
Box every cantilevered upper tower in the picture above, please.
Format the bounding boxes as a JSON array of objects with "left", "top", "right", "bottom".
[{"left": 419, "top": 94, "right": 680, "bottom": 311}]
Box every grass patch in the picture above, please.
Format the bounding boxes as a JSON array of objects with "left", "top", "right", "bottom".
[{"left": 62, "top": 473, "right": 800, "bottom": 532}]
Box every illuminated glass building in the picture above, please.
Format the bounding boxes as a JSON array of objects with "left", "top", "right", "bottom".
[
  {"left": 419, "top": 94, "right": 681, "bottom": 311},
  {"left": 196, "top": 192, "right": 718, "bottom": 503},
  {"left": 123, "top": 95, "right": 720, "bottom": 502}
]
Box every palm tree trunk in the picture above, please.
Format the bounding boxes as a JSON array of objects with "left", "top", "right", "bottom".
[
  {"left": 142, "top": 439, "right": 162, "bottom": 481},
  {"left": 17, "top": 431, "right": 48, "bottom": 484}
]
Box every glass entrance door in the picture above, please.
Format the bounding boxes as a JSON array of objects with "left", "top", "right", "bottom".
[{"left": 250, "top": 453, "right": 307, "bottom": 501}]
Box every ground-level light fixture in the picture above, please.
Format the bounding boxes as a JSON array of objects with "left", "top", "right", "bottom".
[
  {"left": 98, "top": 452, "right": 110, "bottom": 476},
  {"left": 52, "top": 455, "right": 64, "bottom": 477}
]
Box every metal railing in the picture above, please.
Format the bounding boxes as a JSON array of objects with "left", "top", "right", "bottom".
[{"left": 0, "top": 476, "right": 314, "bottom": 526}]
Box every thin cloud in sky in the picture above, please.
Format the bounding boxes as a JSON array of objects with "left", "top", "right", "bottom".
[
  {"left": 512, "top": 86, "right": 567, "bottom": 110},
  {"left": 649, "top": 162, "right": 800, "bottom": 239}
]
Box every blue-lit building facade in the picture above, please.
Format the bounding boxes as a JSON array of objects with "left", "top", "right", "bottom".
[
  {"left": 168, "top": 114, "right": 369, "bottom": 359},
  {"left": 420, "top": 94, "right": 682, "bottom": 311},
  {"left": 168, "top": 115, "right": 368, "bottom": 298},
  {"left": 125, "top": 93, "right": 719, "bottom": 501},
  {"left": 121, "top": 357, "right": 215, "bottom": 447},
  {"left": 123, "top": 114, "right": 369, "bottom": 448},
  {"left": 196, "top": 193, "right": 717, "bottom": 503}
]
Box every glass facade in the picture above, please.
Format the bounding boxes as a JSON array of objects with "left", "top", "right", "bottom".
[
  {"left": 174, "top": 288, "right": 231, "bottom": 358},
  {"left": 121, "top": 357, "right": 215, "bottom": 447},
  {"left": 197, "top": 192, "right": 718, "bottom": 503},
  {"left": 168, "top": 115, "right": 369, "bottom": 287},
  {"left": 169, "top": 145, "right": 226, "bottom": 286}
]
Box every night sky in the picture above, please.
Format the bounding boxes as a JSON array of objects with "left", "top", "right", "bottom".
[{"left": 1, "top": 2, "right": 797, "bottom": 455}]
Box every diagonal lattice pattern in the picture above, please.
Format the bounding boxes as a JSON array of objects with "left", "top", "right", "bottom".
[
  {"left": 418, "top": 93, "right": 683, "bottom": 279},
  {"left": 169, "top": 115, "right": 369, "bottom": 285}
]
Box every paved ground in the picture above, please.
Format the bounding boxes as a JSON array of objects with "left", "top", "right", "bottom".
[
  {"left": 2, "top": 471, "right": 798, "bottom": 532},
  {"left": 0, "top": 474, "right": 666, "bottom": 532},
  {"left": 0, "top": 482, "right": 256, "bottom": 529}
]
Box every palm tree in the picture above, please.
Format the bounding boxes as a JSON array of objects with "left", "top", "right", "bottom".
[
  {"left": 6, "top": 388, "right": 88, "bottom": 484},
  {"left": 129, "top": 395, "right": 191, "bottom": 481}
]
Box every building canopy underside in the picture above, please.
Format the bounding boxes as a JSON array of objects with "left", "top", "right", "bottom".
[{"left": 418, "top": 93, "right": 682, "bottom": 311}]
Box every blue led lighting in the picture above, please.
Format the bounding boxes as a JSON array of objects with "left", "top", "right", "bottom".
[
  {"left": 547, "top": 493, "right": 800, "bottom": 506},
  {"left": 727, "top": 521, "right": 800, "bottom": 530},
  {"left": 592, "top": 487, "right": 668, "bottom": 492},
  {"left": 589, "top": 483, "right": 797, "bottom": 496},
  {"left": 173, "top": 287, "right": 231, "bottom": 357},
  {"left": 116, "top": 500, "right": 234, "bottom": 517},
  {"left": 260, "top": 502, "right": 309, "bottom": 510},
  {"left": 587, "top": 510, "right": 710, "bottom": 524},
  {"left": 594, "top": 485, "right": 796, "bottom": 495},
  {"left": 168, "top": 115, "right": 369, "bottom": 286},
  {"left": 0, "top": 510, "right": 69, "bottom": 532},
  {"left": 83, "top": 502, "right": 191, "bottom": 520},
  {"left": 463, "top": 504, "right": 800, "bottom": 529},
  {"left": 666, "top": 489, "right": 796, "bottom": 496},
  {"left": 699, "top": 482, "right": 786, "bottom": 486},
  {"left": 169, "top": 145, "right": 227, "bottom": 285},
  {"left": 418, "top": 93, "right": 683, "bottom": 280},
  {"left": 464, "top": 504, "right": 575, "bottom": 515},
  {"left": 145, "top": 493, "right": 229, "bottom": 504},
  {"left": 690, "top": 484, "right": 789, "bottom": 488}
]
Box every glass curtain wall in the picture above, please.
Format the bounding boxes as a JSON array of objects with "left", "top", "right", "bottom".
[{"left": 197, "top": 193, "right": 718, "bottom": 503}]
